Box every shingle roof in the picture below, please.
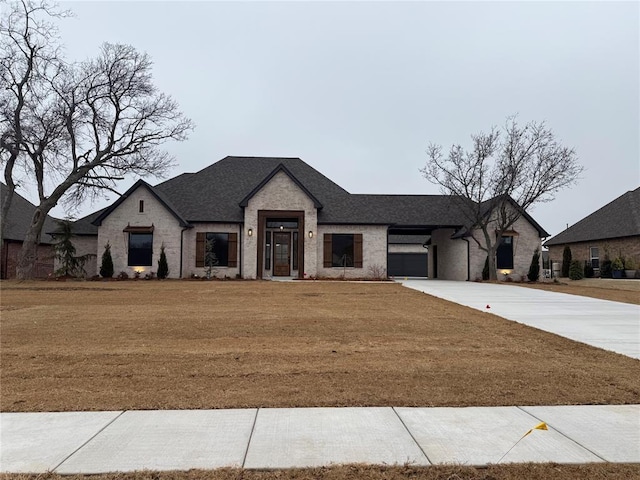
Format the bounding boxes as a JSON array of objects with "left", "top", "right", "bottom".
[
  {"left": 544, "top": 187, "right": 640, "bottom": 246},
  {"left": 86, "top": 156, "right": 547, "bottom": 237},
  {"left": 332, "top": 194, "right": 469, "bottom": 226},
  {"left": 1, "top": 183, "right": 58, "bottom": 243},
  {"left": 153, "top": 156, "right": 348, "bottom": 223},
  {"left": 66, "top": 209, "right": 104, "bottom": 235}
]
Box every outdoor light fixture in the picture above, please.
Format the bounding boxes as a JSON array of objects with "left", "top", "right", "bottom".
[
  {"left": 280, "top": 225, "right": 284, "bottom": 231},
  {"left": 308, "top": 230, "right": 314, "bottom": 238},
  {"left": 248, "top": 228, "right": 253, "bottom": 236}
]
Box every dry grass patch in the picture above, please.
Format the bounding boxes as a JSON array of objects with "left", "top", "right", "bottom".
[
  {"left": 1, "top": 281, "right": 639, "bottom": 412},
  {"left": 3, "top": 464, "right": 640, "bottom": 480},
  {"left": 515, "top": 278, "right": 640, "bottom": 305}
]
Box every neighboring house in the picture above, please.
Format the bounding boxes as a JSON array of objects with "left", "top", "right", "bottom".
[
  {"left": 0, "top": 183, "right": 57, "bottom": 279},
  {"left": 76, "top": 156, "right": 548, "bottom": 280},
  {"left": 544, "top": 187, "right": 640, "bottom": 272}
]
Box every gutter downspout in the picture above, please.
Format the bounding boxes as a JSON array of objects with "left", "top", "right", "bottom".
[
  {"left": 179, "top": 227, "right": 187, "bottom": 279},
  {"left": 463, "top": 237, "right": 470, "bottom": 281},
  {"left": 239, "top": 224, "right": 243, "bottom": 278},
  {"left": 386, "top": 225, "right": 390, "bottom": 279}
]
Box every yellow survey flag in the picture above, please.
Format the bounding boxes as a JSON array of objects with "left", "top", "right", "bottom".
[
  {"left": 497, "top": 422, "right": 549, "bottom": 464},
  {"left": 523, "top": 422, "right": 548, "bottom": 438}
]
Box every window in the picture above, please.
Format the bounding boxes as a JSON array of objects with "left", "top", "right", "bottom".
[
  {"left": 332, "top": 234, "right": 354, "bottom": 267},
  {"left": 496, "top": 235, "right": 514, "bottom": 270},
  {"left": 139, "top": 200, "right": 144, "bottom": 213},
  {"left": 265, "top": 231, "right": 271, "bottom": 270},
  {"left": 590, "top": 247, "right": 600, "bottom": 269},
  {"left": 323, "top": 233, "right": 363, "bottom": 268},
  {"left": 292, "top": 232, "right": 298, "bottom": 270},
  {"left": 128, "top": 233, "right": 153, "bottom": 266},
  {"left": 195, "top": 232, "right": 237, "bottom": 268},
  {"left": 266, "top": 218, "right": 298, "bottom": 229}
]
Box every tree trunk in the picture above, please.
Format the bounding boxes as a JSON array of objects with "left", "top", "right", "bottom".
[
  {"left": 15, "top": 203, "right": 52, "bottom": 280},
  {"left": 487, "top": 245, "right": 498, "bottom": 281},
  {"left": 0, "top": 187, "right": 15, "bottom": 250},
  {"left": 480, "top": 227, "right": 499, "bottom": 281},
  {"left": 1, "top": 158, "right": 18, "bottom": 247}
]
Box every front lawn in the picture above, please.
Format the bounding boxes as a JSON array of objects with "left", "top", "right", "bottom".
[{"left": 2, "top": 281, "right": 638, "bottom": 412}]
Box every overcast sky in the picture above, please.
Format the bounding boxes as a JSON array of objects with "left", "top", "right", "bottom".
[{"left": 42, "top": 1, "right": 640, "bottom": 237}]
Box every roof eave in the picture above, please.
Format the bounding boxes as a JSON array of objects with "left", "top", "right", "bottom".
[
  {"left": 92, "top": 180, "right": 192, "bottom": 228},
  {"left": 238, "top": 163, "right": 323, "bottom": 209}
]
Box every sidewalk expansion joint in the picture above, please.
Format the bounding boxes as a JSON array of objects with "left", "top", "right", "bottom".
[
  {"left": 241, "top": 408, "right": 259, "bottom": 468},
  {"left": 516, "top": 406, "right": 608, "bottom": 462},
  {"left": 391, "top": 407, "right": 432, "bottom": 465},
  {"left": 51, "top": 410, "right": 126, "bottom": 473}
]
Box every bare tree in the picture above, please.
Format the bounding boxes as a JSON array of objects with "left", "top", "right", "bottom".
[
  {"left": 0, "top": 0, "right": 67, "bottom": 246},
  {"left": 422, "top": 116, "right": 582, "bottom": 281},
  {"left": 1, "top": 1, "right": 194, "bottom": 279}
]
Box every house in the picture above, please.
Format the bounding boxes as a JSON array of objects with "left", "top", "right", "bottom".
[
  {"left": 544, "top": 187, "right": 640, "bottom": 272},
  {"left": 74, "top": 156, "right": 548, "bottom": 280},
  {"left": 0, "top": 183, "right": 57, "bottom": 279}
]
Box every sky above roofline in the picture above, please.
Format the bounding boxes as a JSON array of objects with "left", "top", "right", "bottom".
[{"left": 10, "top": 1, "right": 637, "bottom": 241}]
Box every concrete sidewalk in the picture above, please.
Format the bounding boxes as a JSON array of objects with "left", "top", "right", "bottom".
[
  {"left": 399, "top": 280, "right": 640, "bottom": 359},
  {"left": 2, "top": 405, "right": 639, "bottom": 473}
]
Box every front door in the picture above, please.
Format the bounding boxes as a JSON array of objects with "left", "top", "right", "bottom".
[{"left": 273, "top": 232, "right": 291, "bottom": 276}]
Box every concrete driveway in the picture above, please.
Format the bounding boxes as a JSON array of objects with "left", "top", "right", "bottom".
[{"left": 398, "top": 280, "right": 640, "bottom": 360}]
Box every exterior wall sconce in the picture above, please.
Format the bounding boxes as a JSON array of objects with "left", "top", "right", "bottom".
[
  {"left": 248, "top": 228, "right": 253, "bottom": 237},
  {"left": 308, "top": 230, "right": 313, "bottom": 238},
  {"left": 280, "top": 225, "right": 284, "bottom": 231}
]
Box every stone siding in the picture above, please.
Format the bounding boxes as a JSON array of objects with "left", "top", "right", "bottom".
[
  {"left": 97, "top": 185, "right": 183, "bottom": 278},
  {"left": 183, "top": 223, "right": 241, "bottom": 279},
  {"left": 467, "top": 213, "right": 543, "bottom": 281},
  {"left": 429, "top": 209, "right": 543, "bottom": 282},
  {"left": 55, "top": 235, "right": 98, "bottom": 277},
  {"left": 317, "top": 224, "right": 388, "bottom": 279},
  {"left": 243, "top": 171, "right": 318, "bottom": 279},
  {"left": 429, "top": 229, "right": 468, "bottom": 281}
]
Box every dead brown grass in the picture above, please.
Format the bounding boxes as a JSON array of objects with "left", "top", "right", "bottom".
[
  {"left": 516, "top": 278, "right": 640, "bottom": 305},
  {"left": 1, "top": 281, "right": 639, "bottom": 412},
  {"left": 2, "top": 464, "right": 640, "bottom": 480}
]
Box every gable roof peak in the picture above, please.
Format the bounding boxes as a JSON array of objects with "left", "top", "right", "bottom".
[
  {"left": 544, "top": 186, "right": 640, "bottom": 246},
  {"left": 238, "top": 162, "right": 323, "bottom": 208},
  {"left": 92, "top": 179, "right": 191, "bottom": 228}
]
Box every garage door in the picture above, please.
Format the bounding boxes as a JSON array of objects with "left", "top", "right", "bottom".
[{"left": 388, "top": 253, "right": 428, "bottom": 277}]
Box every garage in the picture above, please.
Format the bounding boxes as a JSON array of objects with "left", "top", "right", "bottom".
[
  {"left": 388, "top": 252, "right": 428, "bottom": 277},
  {"left": 387, "top": 234, "right": 429, "bottom": 278}
]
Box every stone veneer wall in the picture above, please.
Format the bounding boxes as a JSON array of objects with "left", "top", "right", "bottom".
[
  {"left": 97, "top": 185, "right": 183, "bottom": 278},
  {"left": 429, "top": 211, "right": 543, "bottom": 282},
  {"left": 59, "top": 235, "right": 98, "bottom": 277},
  {"left": 316, "top": 224, "right": 388, "bottom": 279},
  {"left": 243, "top": 171, "right": 318, "bottom": 279},
  {"left": 182, "top": 223, "right": 241, "bottom": 279},
  {"left": 467, "top": 212, "right": 543, "bottom": 281},
  {"left": 547, "top": 236, "right": 640, "bottom": 275},
  {"left": 429, "top": 229, "right": 468, "bottom": 281}
]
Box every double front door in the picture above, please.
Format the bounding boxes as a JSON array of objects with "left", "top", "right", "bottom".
[{"left": 273, "top": 232, "right": 290, "bottom": 276}]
